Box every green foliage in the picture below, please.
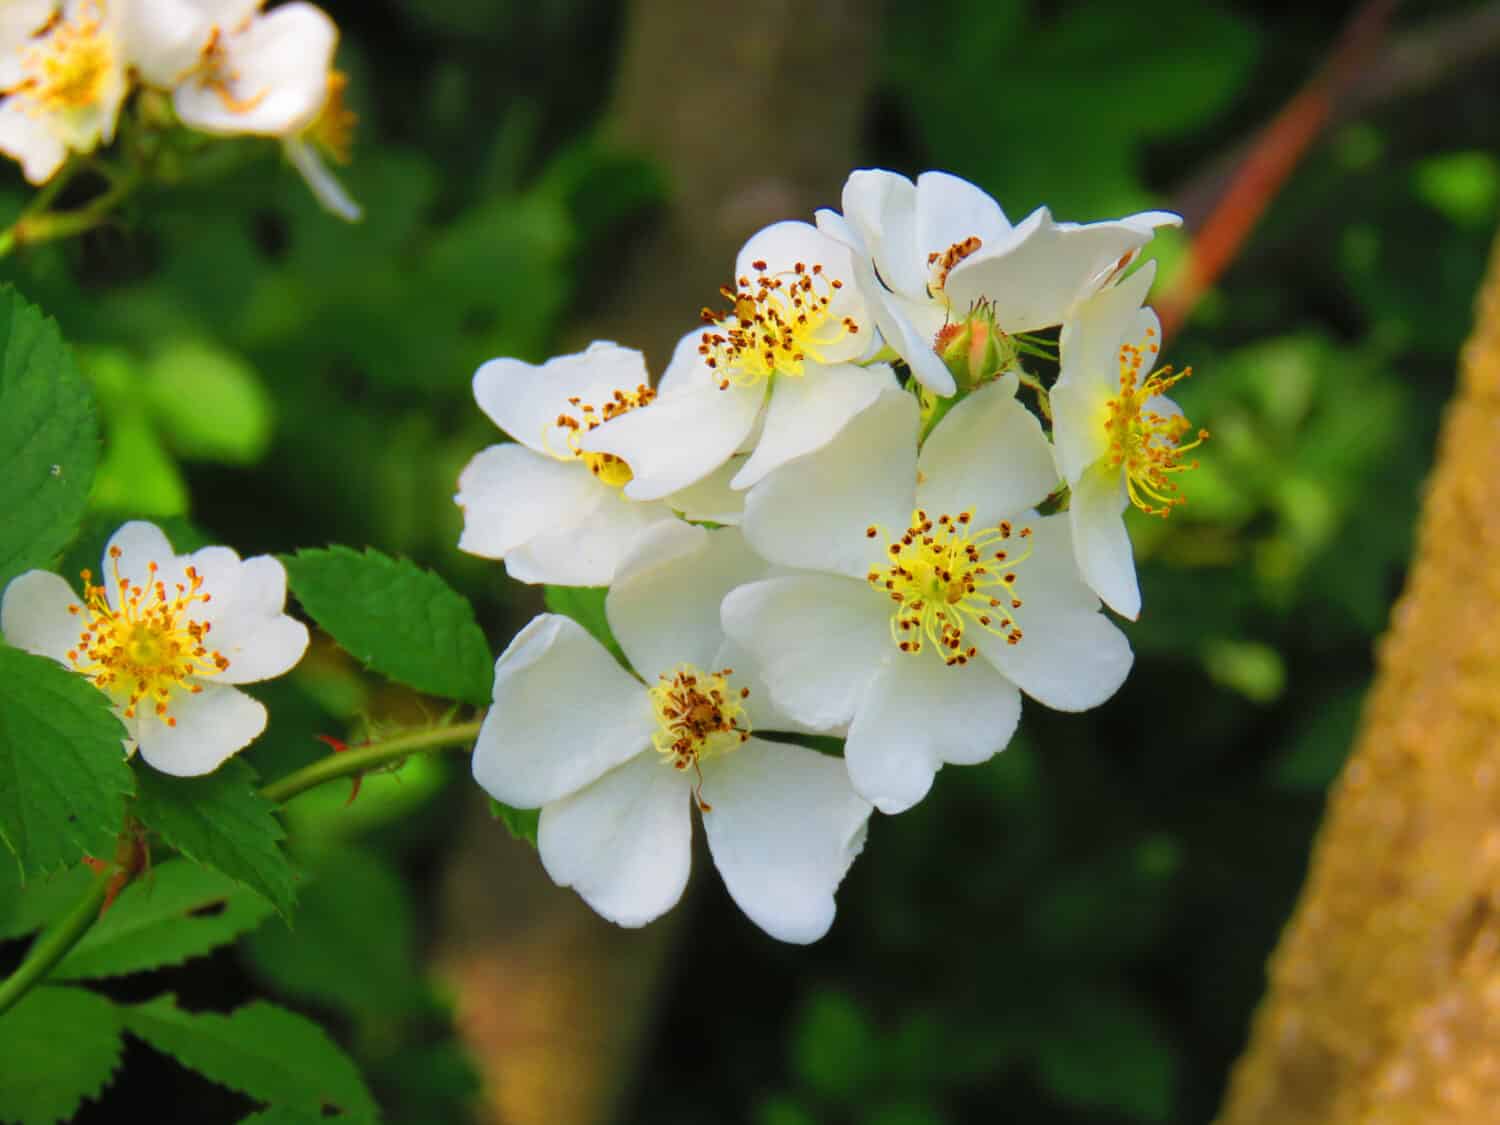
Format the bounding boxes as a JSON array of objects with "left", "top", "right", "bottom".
[
  {"left": 51, "top": 859, "right": 273, "bottom": 981},
  {"left": 0, "top": 986, "right": 122, "bottom": 1125},
  {"left": 121, "top": 994, "right": 378, "bottom": 1121},
  {"left": 544, "top": 584, "right": 626, "bottom": 666},
  {"left": 488, "top": 798, "right": 540, "bottom": 846},
  {"left": 792, "top": 990, "right": 878, "bottom": 1100},
  {"left": 141, "top": 340, "right": 273, "bottom": 464},
  {"left": 244, "top": 846, "right": 425, "bottom": 1020},
  {"left": 284, "top": 547, "right": 493, "bottom": 705},
  {"left": 0, "top": 648, "right": 132, "bottom": 879},
  {"left": 0, "top": 286, "right": 98, "bottom": 591},
  {"left": 1032, "top": 986, "right": 1175, "bottom": 1122},
  {"left": 133, "top": 760, "right": 296, "bottom": 918},
  {"left": 0, "top": 863, "right": 92, "bottom": 940}
]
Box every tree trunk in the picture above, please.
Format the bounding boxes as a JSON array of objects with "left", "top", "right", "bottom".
[{"left": 1217, "top": 226, "right": 1500, "bottom": 1122}]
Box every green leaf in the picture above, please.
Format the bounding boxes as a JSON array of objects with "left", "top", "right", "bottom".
[
  {"left": 0, "top": 986, "right": 123, "bottom": 1125},
  {"left": 122, "top": 994, "right": 378, "bottom": 1121},
  {"left": 792, "top": 989, "right": 878, "bottom": 1102},
  {"left": 133, "top": 760, "right": 296, "bottom": 918},
  {"left": 244, "top": 846, "right": 426, "bottom": 1019},
  {"left": 284, "top": 547, "right": 492, "bottom": 705},
  {"left": 52, "top": 859, "right": 274, "bottom": 981},
  {"left": 142, "top": 340, "right": 274, "bottom": 465},
  {"left": 0, "top": 286, "right": 99, "bottom": 591},
  {"left": 543, "top": 585, "right": 625, "bottom": 666},
  {"left": 487, "top": 798, "right": 539, "bottom": 846},
  {"left": 0, "top": 863, "right": 94, "bottom": 941},
  {"left": 0, "top": 647, "right": 132, "bottom": 878},
  {"left": 236, "top": 1110, "right": 327, "bottom": 1125},
  {"left": 1033, "top": 984, "right": 1176, "bottom": 1122}
]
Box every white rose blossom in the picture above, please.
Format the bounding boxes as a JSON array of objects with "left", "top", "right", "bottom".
[
  {"left": 455, "top": 341, "right": 743, "bottom": 587},
  {"left": 472, "top": 521, "right": 871, "bottom": 944},
  {"left": 1051, "top": 262, "right": 1206, "bottom": 620},
  {"left": 0, "top": 0, "right": 130, "bottom": 183},
  {"left": 578, "top": 220, "right": 897, "bottom": 499},
  {"left": 1, "top": 520, "right": 308, "bottom": 776},
  {"left": 724, "top": 383, "right": 1132, "bottom": 814},
  {"left": 171, "top": 0, "right": 360, "bottom": 221},
  {"left": 815, "top": 168, "right": 1181, "bottom": 397}
]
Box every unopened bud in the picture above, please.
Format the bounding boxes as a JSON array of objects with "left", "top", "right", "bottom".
[{"left": 935, "top": 302, "right": 1016, "bottom": 392}]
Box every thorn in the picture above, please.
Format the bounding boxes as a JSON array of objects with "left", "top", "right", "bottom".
[{"left": 317, "top": 734, "right": 363, "bottom": 806}]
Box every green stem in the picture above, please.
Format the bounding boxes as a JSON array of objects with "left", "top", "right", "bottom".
[
  {"left": 0, "top": 866, "right": 112, "bottom": 1018},
  {"left": 0, "top": 168, "right": 140, "bottom": 258},
  {"left": 258, "top": 718, "right": 485, "bottom": 806}
]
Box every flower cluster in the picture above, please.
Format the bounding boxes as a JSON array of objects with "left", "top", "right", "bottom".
[
  {"left": 458, "top": 168, "right": 1205, "bottom": 942},
  {"left": 0, "top": 0, "right": 358, "bottom": 218}
]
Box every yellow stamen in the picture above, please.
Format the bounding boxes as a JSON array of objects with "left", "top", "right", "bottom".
[
  {"left": 648, "top": 664, "right": 751, "bottom": 811},
  {"left": 6, "top": 2, "right": 112, "bottom": 114},
  {"left": 697, "top": 258, "right": 859, "bottom": 387},
  {"left": 866, "top": 509, "right": 1032, "bottom": 666},
  {"left": 1103, "top": 326, "right": 1208, "bottom": 517},
  {"left": 308, "top": 69, "right": 355, "bottom": 164},
  {"left": 547, "top": 383, "right": 657, "bottom": 488},
  {"left": 65, "top": 547, "right": 229, "bottom": 726}
]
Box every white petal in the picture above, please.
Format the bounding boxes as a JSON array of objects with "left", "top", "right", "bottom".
[
  {"left": 665, "top": 456, "right": 747, "bottom": 525},
  {"left": 104, "top": 521, "right": 185, "bottom": 605},
  {"left": 173, "top": 2, "right": 336, "bottom": 137},
  {"left": 918, "top": 375, "right": 1059, "bottom": 526},
  {"left": 284, "top": 138, "right": 361, "bottom": 222},
  {"left": 947, "top": 216, "right": 1158, "bottom": 332},
  {"left": 914, "top": 171, "right": 1012, "bottom": 260},
  {"left": 607, "top": 523, "right": 767, "bottom": 678},
  {"left": 1057, "top": 263, "right": 1158, "bottom": 400},
  {"left": 841, "top": 168, "right": 926, "bottom": 299},
  {"left": 580, "top": 378, "right": 764, "bottom": 502},
  {"left": 845, "top": 651, "right": 1022, "bottom": 814},
  {"left": 731, "top": 362, "right": 897, "bottom": 490},
  {"left": 472, "top": 615, "right": 654, "bottom": 808},
  {"left": 1, "top": 570, "right": 83, "bottom": 664},
  {"left": 134, "top": 683, "right": 266, "bottom": 776},
  {"left": 720, "top": 575, "right": 891, "bottom": 731},
  {"left": 972, "top": 515, "right": 1132, "bottom": 711},
  {"left": 501, "top": 489, "right": 676, "bottom": 587},
  {"left": 712, "top": 636, "right": 832, "bottom": 736},
  {"left": 0, "top": 99, "right": 67, "bottom": 184},
  {"left": 472, "top": 342, "right": 652, "bottom": 457},
  {"left": 454, "top": 443, "right": 602, "bottom": 561},
  {"left": 538, "top": 752, "right": 691, "bottom": 929},
  {"left": 742, "top": 388, "right": 916, "bottom": 579},
  {"left": 813, "top": 206, "right": 860, "bottom": 251},
  {"left": 849, "top": 247, "right": 956, "bottom": 398},
  {"left": 700, "top": 738, "right": 870, "bottom": 943},
  {"left": 656, "top": 327, "right": 709, "bottom": 397},
  {"left": 1069, "top": 462, "right": 1139, "bottom": 620},
  {"left": 184, "top": 552, "right": 308, "bottom": 683},
  {"left": 1049, "top": 377, "right": 1112, "bottom": 486},
  {"left": 120, "top": 0, "right": 212, "bottom": 86}
]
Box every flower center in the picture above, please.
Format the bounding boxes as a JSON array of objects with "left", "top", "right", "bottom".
[
  {"left": 65, "top": 547, "right": 230, "bottom": 725},
  {"left": 1103, "top": 327, "right": 1208, "bottom": 517},
  {"left": 11, "top": 3, "right": 112, "bottom": 113},
  {"left": 308, "top": 69, "right": 356, "bottom": 163},
  {"left": 552, "top": 384, "right": 657, "bottom": 487},
  {"left": 648, "top": 664, "right": 751, "bottom": 810},
  {"left": 926, "top": 236, "right": 983, "bottom": 295},
  {"left": 192, "top": 25, "right": 269, "bottom": 115},
  {"left": 867, "top": 509, "right": 1031, "bottom": 666},
  {"left": 697, "top": 259, "right": 858, "bottom": 387}
]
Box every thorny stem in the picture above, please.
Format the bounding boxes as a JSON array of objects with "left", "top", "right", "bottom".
[
  {"left": 258, "top": 717, "right": 485, "bottom": 806},
  {"left": 0, "top": 865, "right": 112, "bottom": 1019}
]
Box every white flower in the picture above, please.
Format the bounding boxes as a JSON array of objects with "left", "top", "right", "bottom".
[
  {"left": 1051, "top": 263, "right": 1205, "bottom": 620},
  {"left": 725, "top": 383, "right": 1131, "bottom": 814},
  {"left": 0, "top": 520, "right": 308, "bottom": 776},
  {"left": 120, "top": 0, "right": 260, "bottom": 88},
  {"left": 578, "top": 220, "right": 896, "bottom": 500},
  {"left": 0, "top": 0, "right": 131, "bottom": 183},
  {"left": 171, "top": 1, "right": 360, "bottom": 220},
  {"left": 472, "top": 521, "right": 871, "bottom": 943},
  {"left": 815, "top": 168, "right": 1181, "bottom": 397},
  {"left": 455, "top": 341, "right": 740, "bottom": 587}
]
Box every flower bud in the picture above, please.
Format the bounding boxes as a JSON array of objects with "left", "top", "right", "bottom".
[{"left": 934, "top": 301, "right": 1017, "bottom": 393}]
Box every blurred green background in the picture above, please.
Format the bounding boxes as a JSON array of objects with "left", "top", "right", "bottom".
[{"left": 2, "top": 0, "right": 1497, "bottom": 1121}]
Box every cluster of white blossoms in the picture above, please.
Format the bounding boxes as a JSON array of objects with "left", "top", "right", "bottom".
[
  {"left": 2, "top": 520, "right": 308, "bottom": 776},
  {"left": 0, "top": 0, "right": 359, "bottom": 218},
  {"left": 458, "top": 168, "right": 1205, "bottom": 943}
]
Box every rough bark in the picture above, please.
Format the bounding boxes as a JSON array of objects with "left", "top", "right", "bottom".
[
  {"left": 434, "top": 4, "right": 874, "bottom": 1124},
  {"left": 1216, "top": 227, "right": 1500, "bottom": 1122}
]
